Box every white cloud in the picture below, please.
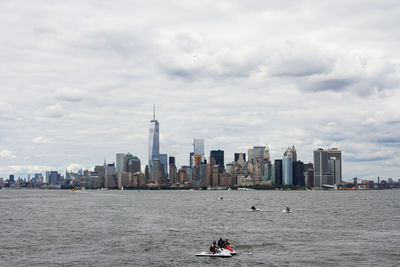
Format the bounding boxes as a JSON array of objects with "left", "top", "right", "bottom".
[
  {"left": 0, "top": 150, "right": 16, "bottom": 159},
  {"left": 66, "top": 163, "right": 86, "bottom": 172},
  {"left": 44, "top": 103, "right": 64, "bottom": 118},
  {"left": 32, "top": 136, "right": 49, "bottom": 144},
  {"left": 10, "top": 165, "right": 54, "bottom": 174},
  {"left": 54, "top": 88, "right": 86, "bottom": 102}
]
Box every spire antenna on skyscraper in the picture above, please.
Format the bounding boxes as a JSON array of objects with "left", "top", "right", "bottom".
[{"left": 153, "top": 104, "right": 155, "bottom": 121}]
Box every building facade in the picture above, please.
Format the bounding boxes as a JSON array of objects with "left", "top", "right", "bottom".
[{"left": 282, "top": 156, "right": 293, "bottom": 185}]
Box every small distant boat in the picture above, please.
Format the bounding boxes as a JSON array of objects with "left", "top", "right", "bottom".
[
  {"left": 237, "top": 188, "right": 255, "bottom": 191},
  {"left": 282, "top": 208, "right": 292, "bottom": 213},
  {"left": 121, "top": 186, "right": 124, "bottom": 191},
  {"left": 250, "top": 208, "right": 261, "bottom": 212},
  {"left": 72, "top": 188, "right": 77, "bottom": 192}
]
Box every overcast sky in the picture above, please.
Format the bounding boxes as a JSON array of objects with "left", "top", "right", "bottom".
[{"left": 1, "top": 0, "right": 400, "bottom": 181}]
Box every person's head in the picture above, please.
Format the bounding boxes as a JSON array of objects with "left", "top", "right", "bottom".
[
  {"left": 213, "top": 241, "right": 216, "bottom": 244},
  {"left": 219, "top": 238, "right": 222, "bottom": 240}
]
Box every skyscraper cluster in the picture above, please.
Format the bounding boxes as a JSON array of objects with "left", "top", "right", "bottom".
[
  {"left": 0, "top": 108, "right": 344, "bottom": 189},
  {"left": 138, "top": 110, "right": 343, "bottom": 189}
]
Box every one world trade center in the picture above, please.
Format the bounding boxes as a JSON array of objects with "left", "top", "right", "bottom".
[{"left": 148, "top": 105, "right": 159, "bottom": 165}]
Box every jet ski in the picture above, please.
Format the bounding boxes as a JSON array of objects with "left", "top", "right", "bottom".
[
  {"left": 250, "top": 208, "right": 261, "bottom": 211},
  {"left": 196, "top": 249, "right": 232, "bottom": 257},
  {"left": 282, "top": 207, "right": 292, "bottom": 213}
]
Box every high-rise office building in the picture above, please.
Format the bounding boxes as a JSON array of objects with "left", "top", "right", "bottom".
[
  {"left": 169, "top": 156, "right": 175, "bottom": 165},
  {"left": 247, "top": 148, "right": 254, "bottom": 164},
  {"left": 210, "top": 150, "right": 224, "bottom": 172},
  {"left": 94, "top": 165, "right": 105, "bottom": 188},
  {"left": 194, "top": 139, "right": 204, "bottom": 158},
  {"left": 169, "top": 156, "right": 177, "bottom": 184},
  {"left": 262, "top": 161, "right": 273, "bottom": 181},
  {"left": 9, "top": 174, "right": 15, "bottom": 183},
  {"left": 274, "top": 159, "right": 283, "bottom": 185},
  {"left": 314, "top": 149, "right": 328, "bottom": 186},
  {"left": 264, "top": 145, "right": 270, "bottom": 161},
  {"left": 282, "top": 156, "right": 293, "bottom": 185},
  {"left": 234, "top": 153, "right": 246, "bottom": 162},
  {"left": 124, "top": 153, "right": 141, "bottom": 173},
  {"left": 284, "top": 146, "right": 297, "bottom": 162},
  {"left": 252, "top": 146, "right": 265, "bottom": 161},
  {"left": 327, "top": 148, "right": 342, "bottom": 185},
  {"left": 105, "top": 163, "right": 117, "bottom": 188},
  {"left": 304, "top": 163, "right": 314, "bottom": 187},
  {"left": 116, "top": 153, "right": 125, "bottom": 174},
  {"left": 159, "top": 153, "right": 168, "bottom": 178},
  {"left": 148, "top": 105, "right": 159, "bottom": 165},
  {"left": 189, "top": 152, "right": 194, "bottom": 168},
  {"left": 293, "top": 161, "right": 305, "bottom": 186},
  {"left": 150, "top": 158, "right": 163, "bottom": 183},
  {"left": 48, "top": 171, "right": 60, "bottom": 185},
  {"left": 314, "top": 148, "right": 342, "bottom": 186}
]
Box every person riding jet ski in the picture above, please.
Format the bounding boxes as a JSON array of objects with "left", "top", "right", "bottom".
[
  {"left": 210, "top": 241, "right": 218, "bottom": 254},
  {"left": 218, "top": 238, "right": 224, "bottom": 248}
]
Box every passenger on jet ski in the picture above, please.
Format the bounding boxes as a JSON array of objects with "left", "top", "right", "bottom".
[
  {"left": 218, "top": 238, "right": 224, "bottom": 248},
  {"left": 251, "top": 206, "right": 256, "bottom": 210},
  {"left": 285, "top": 207, "right": 290, "bottom": 212},
  {"left": 210, "top": 241, "right": 218, "bottom": 254}
]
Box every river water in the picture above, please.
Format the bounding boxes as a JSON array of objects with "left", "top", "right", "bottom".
[{"left": 0, "top": 189, "right": 399, "bottom": 266}]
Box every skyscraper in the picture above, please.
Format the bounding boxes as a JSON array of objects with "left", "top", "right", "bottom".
[
  {"left": 148, "top": 105, "right": 159, "bottom": 166},
  {"left": 193, "top": 139, "right": 204, "bottom": 158},
  {"left": 210, "top": 150, "right": 224, "bottom": 172},
  {"left": 282, "top": 156, "right": 293, "bottom": 185},
  {"left": 293, "top": 161, "right": 305, "bottom": 186},
  {"left": 159, "top": 153, "right": 168, "bottom": 178},
  {"left": 274, "top": 159, "right": 282, "bottom": 185},
  {"left": 116, "top": 153, "right": 125, "bottom": 174},
  {"left": 327, "top": 148, "right": 342, "bottom": 185},
  {"left": 169, "top": 156, "right": 177, "bottom": 184},
  {"left": 284, "top": 146, "right": 297, "bottom": 162},
  {"left": 124, "top": 153, "right": 141, "bottom": 173},
  {"left": 314, "top": 148, "right": 329, "bottom": 186},
  {"left": 263, "top": 145, "right": 270, "bottom": 161},
  {"left": 234, "top": 153, "right": 246, "bottom": 162},
  {"left": 314, "top": 148, "right": 342, "bottom": 186}
]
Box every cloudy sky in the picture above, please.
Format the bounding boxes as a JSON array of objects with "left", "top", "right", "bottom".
[{"left": 1, "top": 0, "right": 400, "bottom": 181}]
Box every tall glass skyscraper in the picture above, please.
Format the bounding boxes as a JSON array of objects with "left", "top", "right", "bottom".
[
  {"left": 148, "top": 106, "right": 159, "bottom": 166},
  {"left": 282, "top": 156, "right": 293, "bottom": 185},
  {"left": 193, "top": 139, "right": 204, "bottom": 158}
]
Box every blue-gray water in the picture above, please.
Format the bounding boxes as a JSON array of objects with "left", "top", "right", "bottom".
[{"left": 1, "top": 189, "right": 399, "bottom": 266}]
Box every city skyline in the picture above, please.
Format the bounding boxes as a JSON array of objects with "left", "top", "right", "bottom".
[{"left": 1, "top": 1, "right": 400, "bottom": 181}]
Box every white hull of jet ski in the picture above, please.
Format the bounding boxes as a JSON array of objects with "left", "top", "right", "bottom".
[
  {"left": 250, "top": 208, "right": 261, "bottom": 212},
  {"left": 196, "top": 250, "right": 232, "bottom": 257}
]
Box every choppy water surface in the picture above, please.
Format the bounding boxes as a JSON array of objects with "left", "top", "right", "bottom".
[{"left": 1, "top": 189, "right": 399, "bottom": 266}]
